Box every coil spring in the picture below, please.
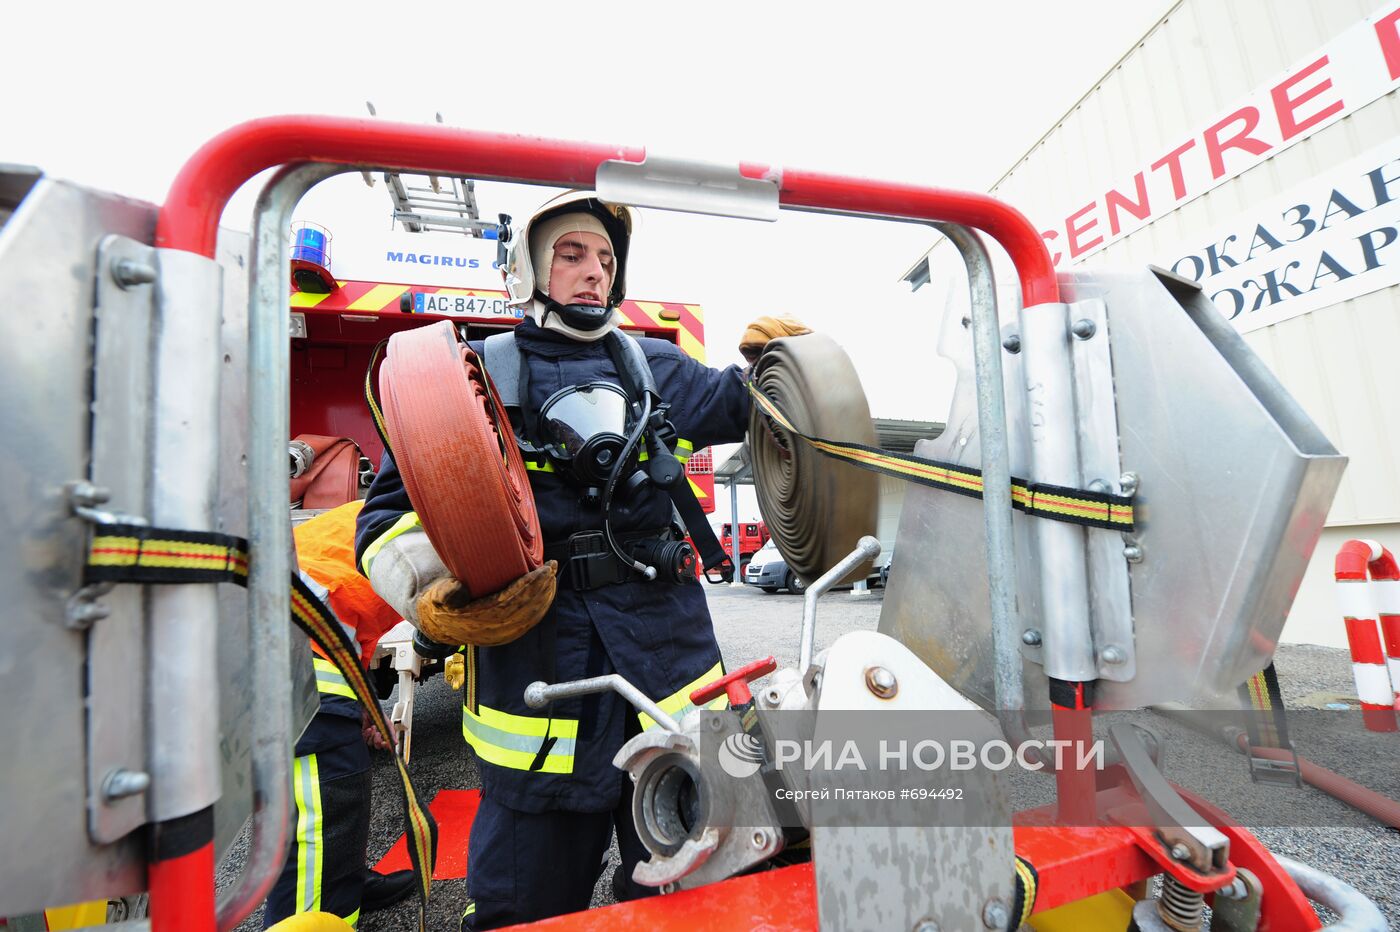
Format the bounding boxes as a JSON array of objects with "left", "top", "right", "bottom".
[{"left": 1158, "top": 876, "right": 1205, "bottom": 931}]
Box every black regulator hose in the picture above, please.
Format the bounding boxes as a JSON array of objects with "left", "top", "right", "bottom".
[{"left": 602, "top": 392, "right": 657, "bottom": 579}]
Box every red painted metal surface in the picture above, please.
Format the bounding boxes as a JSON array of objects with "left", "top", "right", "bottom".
[
  {"left": 158, "top": 117, "right": 643, "bottom": 258},
  {"left": 372, "top": 782, "right": 1325, "bottom": 929},
  {"left": 1106, "top": 803, "right": 1236, "bottom": 893},
  {"left": 505, "top": 863, "right": 819, "bottom": 932},
  {"left": 1050, "top": 694, "right": 1099, "bottom": 825},
  {"left": 691, "top": 656, "right": 777, "bottom": 706},
  {"left": 148, "top": 841, "right": 215, "bottom": 932},
  {"left": 157, "top": 117, "right": 1058, "bottom": 309},
  {"left": 375, "top": 788, "right": 481, "bottom": 880},
  {"left": 1177, "top": 787, "right": 1321, "bottom": 932},
  {"left": 772, "top": 166, "right": 1059, "bottom": 307},
  {"left": 1015, "top": 824, "right": 1159, "bottom": 913}
]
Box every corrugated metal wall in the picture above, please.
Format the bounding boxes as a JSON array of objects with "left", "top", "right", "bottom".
[
  {"left": 983, "top": 0, "right": 1400, "bottom": 645},
  {"left": 995, "top": 0, "right": 1400, "bottom": 525}
]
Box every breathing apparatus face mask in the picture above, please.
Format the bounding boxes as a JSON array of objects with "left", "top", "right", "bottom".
[{"left": 538, "top": 381, "right": 638, "bottom": 488}]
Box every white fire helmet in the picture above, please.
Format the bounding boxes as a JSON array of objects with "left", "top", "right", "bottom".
[{"left": 502, "top": 191, "right": 635, "bottom": 340}]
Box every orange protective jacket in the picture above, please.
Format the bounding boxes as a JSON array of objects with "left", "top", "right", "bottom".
[{"left": 294, "top": 500, "right": 402, "bottom": 666}]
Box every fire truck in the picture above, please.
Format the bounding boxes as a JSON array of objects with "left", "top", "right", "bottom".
[
  {"left": 1, "top": 115, "right": 1392, "bottom": 932},
  {"left": 719, "top": 521, "right": 770, "bottom": 570},
  {"left": 284, "top": 222, "right": 717, "bottom": 516}
]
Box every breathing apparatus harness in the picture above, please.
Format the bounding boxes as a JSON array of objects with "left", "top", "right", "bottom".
[{"left": 483, "top": 329, "right": 733, "bottom": 588}]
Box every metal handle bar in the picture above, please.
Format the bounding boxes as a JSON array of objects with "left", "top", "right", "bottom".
[
  {"left": 525, "top": 675, "right": 682, "bottom": 735},
  {"left": 154, "top": 116, "right": 1058, "bottom": 307},
  {"left": 216, "top": 161, "right": 347, "bottom": 932},
  {"left": 798, "top": 536, "right": 882, "bottom": 673}
]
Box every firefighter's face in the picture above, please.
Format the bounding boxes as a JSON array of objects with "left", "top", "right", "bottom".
[{"left": 548, "top": 232, "right": 614, "bottom": 307}]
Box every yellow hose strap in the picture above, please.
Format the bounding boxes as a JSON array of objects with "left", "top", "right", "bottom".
[
  {"left": 748, "top": 383, "right": 1136, "bottom": 533},
  {"left": 84, "top": 521, "right": 437, "bottom": 932},
  {"left": 1011, "top": 855, "right": 1039, "bottom": 928}
]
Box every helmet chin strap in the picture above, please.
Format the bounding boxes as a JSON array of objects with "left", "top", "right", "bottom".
[{"left": 531, "top": 296, "right": 622, "bottom": 342}]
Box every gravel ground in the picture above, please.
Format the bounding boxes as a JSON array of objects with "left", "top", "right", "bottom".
[{"left": 220, "top": 583, "right": 1399, "bottom": 930}]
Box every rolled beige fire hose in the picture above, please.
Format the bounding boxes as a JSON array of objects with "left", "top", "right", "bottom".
[{"left": 749, "top": 333, "right": 880, "bottom": 586}]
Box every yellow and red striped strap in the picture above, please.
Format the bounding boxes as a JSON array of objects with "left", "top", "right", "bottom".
[
  {"left": 1238, "top": 663, "right": 1291, "bottom": 750},
  {"left": 85, "top": 522, "right": 436, "bottom": 931},
  {"left": 747, "top": 383, "right": 1137, "bottom": 533}
]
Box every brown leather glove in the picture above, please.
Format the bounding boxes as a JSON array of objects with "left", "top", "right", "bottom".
[
  {"left": 415, "top": 561, "right": 558, "bottom": 647},
  {"left": 738, "top": 315, "right": 813, "bottom": 364}
]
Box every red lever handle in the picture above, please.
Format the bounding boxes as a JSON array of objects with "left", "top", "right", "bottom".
[{"left": 689, "top": 656, "right": 778, "bottom": 708}]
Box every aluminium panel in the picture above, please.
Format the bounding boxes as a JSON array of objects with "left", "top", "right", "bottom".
[
  {"left": 879, "top": 267, "right": 1344, "bottom": 711},
  {"left": 0, "top": 177, "right": 154, "bottom": 914}
]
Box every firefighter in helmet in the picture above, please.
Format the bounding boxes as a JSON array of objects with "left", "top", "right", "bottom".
[{"left": 355, "top": 191, "right": 808, "bottom": 929}]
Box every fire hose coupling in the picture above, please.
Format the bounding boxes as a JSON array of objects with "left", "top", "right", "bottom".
[
  {"left": 613, "top": 672, "right": 792, "bottom": 892},
  {"left": 288, "top": 439, "right": 315, "bottom": 479}
]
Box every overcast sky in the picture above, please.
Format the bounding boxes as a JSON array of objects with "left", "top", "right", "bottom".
[{"left": 4, "top": 0, "right": 1175, "bottom": 520}]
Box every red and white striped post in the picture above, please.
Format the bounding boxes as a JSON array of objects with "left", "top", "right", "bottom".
[
  {"left": 1370, "top": 548, "right": 1400, "bottom": 714},
  {"left": 1335, "top": 539, "right": 1400, "bottom": 732}
]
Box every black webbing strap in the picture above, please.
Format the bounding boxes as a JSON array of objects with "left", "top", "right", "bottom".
[
  {"left": 671, "top": 474, "right": 731, "bottom": 578},
  {"left": 1009, "top": 855, "right": 1038, "bottom": 929},
  {"left": 86, "top": 522, "right": 438, "bottom": 930},
  {"left": 1236, "top": 662, "right": 1301, "bottom": 786},
  {"left": 748, "top": 383, "right": 1137, "bottom": 533},
  {"left": 365, "top": 337, "right": 394, "bottom": 459}
]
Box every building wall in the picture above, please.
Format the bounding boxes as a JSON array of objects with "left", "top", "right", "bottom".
[{"left": 976, "top": 0, "right": 1400, "bottom": 647}]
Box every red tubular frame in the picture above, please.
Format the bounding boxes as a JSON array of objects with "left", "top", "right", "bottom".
[
  {"left": 148, "top": 116, "right": 1062, "bottom": 930},
  {"left": 148, "top": 840, "right": 216, "bottom": 932},
  {"left": 155, "top": 115, "right": 1059, "bottom": 308}
]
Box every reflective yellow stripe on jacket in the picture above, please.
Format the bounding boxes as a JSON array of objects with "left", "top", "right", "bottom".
[
  {"left": 523, "top": 438, "right": 696, "bottom": 472},
  {"left": 462, "top": 704, "right": 579, "bottom": 774},
  {"left": 358, "top": 511, "right": 422, "bottom": 576},
  {"left": 639, "top": 661, "right": 726, "bottom": 732},
  {"left": 313, "top": 657, "right": 356, "bottom": 700}
]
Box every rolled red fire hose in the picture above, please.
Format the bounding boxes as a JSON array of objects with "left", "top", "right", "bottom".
[{"left": 378, "top": 320, "right": 542, "bottom": 596}]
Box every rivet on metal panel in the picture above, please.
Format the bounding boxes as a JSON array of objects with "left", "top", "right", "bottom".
[
  {"left": 765, "top": 687, "right": 782, "bottom": 706},
  {"left": 67, "top": 481, "right": 111, "bottom": 507},
  {"left": 1088, "top": 479, "right": 1110, "bottom": 494},
  {"left": 1124, "top": 543, "right": 1144, "bottom": 564},
  {"left": 913, "top": 920, "right": 940, "bottom": 932},
  {"left": 1002, "top": 333, "right": 1021, "bottom": 354},
  {"left": 1119, "top": 471, "right": 1140, "bottom": 496},
  {"left": 111, "top": 257, "right": 157, "bottom": 288},
  {"left": 1021, "top": 630, "right": 1042, "bottom": 647},
  {"left": 1101, "top": 646, "right": 1126, "bottom": 665},
  {"left": 1071, "top": 318, "right": 1097, "bottom": 339},
  {"left": 865, "top": 666, "right": 898, "bottom": 699},
  {"left": 982, "top": 898, "right": 1009, "bottom": 929},
  {"left": 751, "top": 830, "right": 770, "bottom": 849},
  {"left": 102, "top": 769, "right": 151, "bottom": 802},
  {"left": 72, "top": 503, "right": 148, "bottom": 527}
]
